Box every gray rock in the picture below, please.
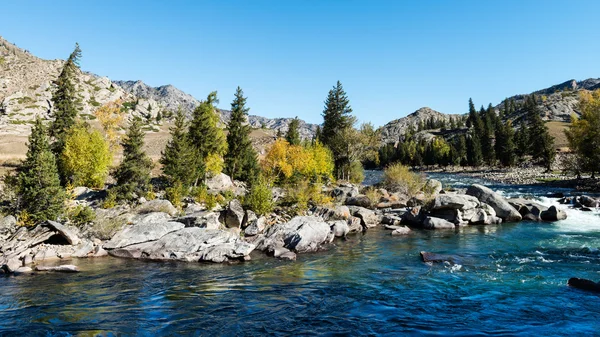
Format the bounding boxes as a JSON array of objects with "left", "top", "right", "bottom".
[
  {"left": 175, "top": 212, "right": 221, "bottom": 229},
  {"left": 381, "top": 214, "right": 402, "bottom": 226},
  {"left": 225, "top": 199, "right": 245, "bottom": 228},
  {"left": 540, "top": 206, "right": 568, "bottom": 222},
  {"left": 423, "top": 179, "right": 443, "bottom": 195},
  {"left": 347, "top": 217, "right": 363, "bottom": 234},
  {"left": 93, "top": 245, "right": 108, "bottom": 257},
  {"left": 391, "top": 226, "right": 411, "bottom": 235},
  {"left": 331, "top": 185, "right": 360, "bottom": 202},
  {"left": 132, "top": 212, "right": 172, "bottom": 225},
  {"left": 243, "top": 210, "right": 257, "bottom": 228},
  {"left": 312, "top": 205, "right": 351, "bottom": 221},
  {"left": 348, "top": 206, "right": 379, "bottom": 228},
  {"left": 468, "top": 209, "right": 487, "bottom": 225},
  {"left": 73, "top": 241, "right": 95, "bottom": 258},
  {"left": 466, "top": 184, "right": 522, "bottom": 222},
  {"left": 140, "top": 228, "right": 255, "bottom": 263},
  {"left": 329, "top": 220, "right": 350, "bottom": 237},
  {"left": 579, "top": 195, "right": 598, "bottom": 208},
  {"left": 43, "top": 221, "right": 80, "bottom": 246},
  {"left": 0, "top": 215, "right": 17, "bottom": 235},
  {"left": 402, "top": 206, "right": 425, "bottom": 226},
  {"left": 103, "top": 221, "right": 185, "bottom": 249},
  {"left": 244, "top": 217, "right": 267, "bottom": 236},
  {"left": 136, "top": 199, "right": 178, "bottom": 216},
  {"left": 205, "top": 173, "right": 234, "bottom": 193},
  {"left": 35, "top": 265, "right": 80, "bottom": 273},
  {"left": 431, "top": 194, "right": 480, "bottom": 211},
  {"left": 14, "top": 266, "right": 33, "bottom": 275},
  {"left": 345, "top": 195, "right": 372, "bottom": 208},
  {"left": 423, "top": 216, "right": 456, "bottom": 230},
  {"left": 257, "top": 216, "right": 333, "bottom": 254}
]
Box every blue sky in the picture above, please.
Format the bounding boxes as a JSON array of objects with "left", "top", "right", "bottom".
[{"left": 2, "top": 1, "right": 599, "bottom": 126}]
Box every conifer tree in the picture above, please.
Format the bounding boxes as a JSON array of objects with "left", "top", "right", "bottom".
[
  {"left": 113, "top": 117, "right": 154, "bottom": 200},
  {"left": 224, "top": 87, "right": 258, "bottom": 183},
  {"left": 188, "top": 92, "right": 227, "bottom": 181},
  {"left": 467, "top": 134, "right": 483, "bottom": 166},
  {"left": 495, "top": 120, "right": 516, "bottom": 167},
  {"left": 17, "top": 117, "right": 65, "bottom": 222},
  {"left": 160, "top": 108, "right": 197, "bottom": 187},
  {"left": 50, "top": 43, "right": 82, "bottom": 179},
  {"left": 452, "top": 135, "right": 467, "bottom": 166},
  {"left": 285, "top": 117, "right": 301, "bottom": 145},
  {"left": 481, "top": 109, "right": 496, "bottom": 165},
  {"left": 525, "top": 95, "right": 555, "bottom": 170}
]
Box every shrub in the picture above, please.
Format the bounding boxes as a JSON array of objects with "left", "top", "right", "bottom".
[
  {"left": 165, "top": 182, "right": 184, "bottom": 209},
  {"left": 262, "top": 139, "right": 334, "bottom": 184},
  {"left": 17, "top": 210, "right": 35, "bottom": 227},
  {"left": 363, "top": 186, "right": 381, "bottom": 206},
  {"left": 383, "top": 163, "right": 424, "bottom": 197},
  {"left": 243, "top": 176, "right": 273, "bottom": 216},
  {"left": 62, "top": 124, "right": 112, "bottom": 188},
  {"left": 284, "top": 180, "right": 332, "bottom": 212},
  {"left": 69, "top": 205, "right": 96, "bottom": 227},
  {"left": 102, "top": 190, "right": 117, "bottom": 209}
]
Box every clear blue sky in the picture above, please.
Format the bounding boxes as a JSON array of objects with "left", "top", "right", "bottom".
[{"left": 2, "top": 1, "right": 599, "bottom": 126}]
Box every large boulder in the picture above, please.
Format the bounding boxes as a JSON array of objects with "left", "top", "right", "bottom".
[
  {"left": 347, "top": 206, "right": 379, "bottom": 228},
  {"left": 312, "top": 205, "right": 351, "bottom": 221},
  {"left": 175, "top": 212, "right": 221, "bottom": 229},
  {"left": 103, "top": 221, "right": 185, "bottom": 249},
  {"left": 508, "top": 198, "right": 548, "bottom": 221},
  {"left": 423, "top": 216, "right": 456, "bottom": 230},
  {"left": 43, "top": 221, "right": 80, "bottom": 246},
  {"left": 0, "top": 215, "right": 17, "bottom": 236},
  {"left": 139, "top": 228, "right": 255, "bottom": 263},
  {"left": 431, "top": 194, "right": 480, "bottom": 211},
  {"left": 244, "top": 217, "right": 267, "bottom": 236},
  {"left": 345, "top": 195, "right": 372, "bottom": 208},
  {"left": 136, "top": 199, "right": 178, "bottom": 216},
  {"left": 257, "top": 216, "right": 333, "bottom": 254},
  {"left": 423, "top": 179, "right": 443, "bottom": 195},
  {"left": 568, "top": 278, "right": 600, "bottom": 293},
  {"left": 206, "top": 173, "right": 234, "bottom": 193},
  {"left": 331, "top": 184, "right": 360, "bottom": 202},
  {"left": 329, "top": 220, "right": 350, "bottom": 238},
  {"left": 540, "top": 206, "right": 568, "bottom": 222},
  {"left": 466, "top": 184, "right": 522, "bottom": 222},
  {"left": 578, "top": 195, "right": 598, "bottom": 208},
  {"left": 224, "top": 199, "right": 245, "bottom": 228},
  {"left": 402, "top": 206, "right": 425, "bottom": 227}
]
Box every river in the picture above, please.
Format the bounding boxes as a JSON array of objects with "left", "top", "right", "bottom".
[{"left": 1, "top": 173, "right": 600, "bottom": 335}]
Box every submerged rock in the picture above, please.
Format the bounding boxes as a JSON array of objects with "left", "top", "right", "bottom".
[
  {"left": 420, "top": 251, "right": 461, "bottom": 264},
  {"left": 568, "top": 278, "right": 600, "bottom": 292},
  {"left": 35, "top": 265, "right": 80, "bottom": 273}
]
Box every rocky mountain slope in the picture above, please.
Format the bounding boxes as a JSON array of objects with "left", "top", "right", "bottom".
[
  {"left": 0, "top": 36, "right": 317, "bottom": 140},
  {"left": 379, "top": 107, "right": 462, "bottom": 144}
]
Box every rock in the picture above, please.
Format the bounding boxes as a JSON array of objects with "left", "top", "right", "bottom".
[
  {"left": 430, "top": 209, "right": 462, "bottom": 225},
  {"left": 345, "top": 195, "right": 372, "bottom": 208},
  {"left": 257, "top": 216, "right": 333, "bottom": 254},
  {"left": 329, "top": 220, "right": 350, "bottom": 238},
  {"left": 103, "top": 221, "right": 185, "bottom": 249},
  {"left": 0, "top": 215, "right": 17, "bottom": 235},
  {"left": 206, "top": 173, "right": 234, "bottom": 193},
  {"left": 331, "top": 185, "right": 359, "bottom": 202},
  {"left": 279, "top": 251, "right": 297, "bottom": 261},
  {"left": 131, "top": 212, "right": 171, "bottom": 225},
  {"left": 466, "top": 184, "right": 522, "bottom": 222},
  {"left": 243, "top": 210, "right": 257, "bottom": 228},
  {"left": 244, "top": 217, "right": 267, "bottom": 236},
  {"left": 423, "top": 217, "right": 455, "bottom": 230},
  {"left": 391, "top": 226, "right": 411, "bottom": 236},
  {"left": 468, "top": 209, "right": 487, "bottom": 225},
  {"left": 35, "top": 265, "right": 80, "bottom": 273},
  {"left": 508, "top": 198, "right": 547, "bottom": 221},
  {"left": 73, "top": 241, "right": 95, "bottom": 258},
  {"left": 14, "top": 266, "right": 33, "bottom": 275},
  {"left": 579, "top": 195, "right": 598, "bottom": 208},
  {"left": 348, "top": 206, "right": 379, "bottom": 229},
  {"left": 568, "top": 277, "right": 600, "bottom": 292},
  {"left": 540, "top": 206, "right": 568, "bottom": 222},
  {"left": 136, "top": 199, "right": 178, "bottom": 216},
  {"left": 381, "top": 214, "right": 402, "bottom": 226},
  {"left": 43, "top": 221, "right": 80, "bottom": 245},
  {"left": 139, "top": 228, "right": 255, "bottom": 263},
  {"left": 402, "top": 206, "right": 425, "bottom": 226},
  {"left": 431, "top": 194, "right": 480, "bottom": 211},
  {"left": 423, "top": 179, "right": 443, "bottom": 195},
  {"left": 184, "top": 203, "right": 205, "bottom": 215},
  {"left": 347, "top": 217, "right": 363, "bottom": 234},
  {"left": 224, "top": 199, "right": 245, "bottom": 228},
  {"left": 407, "top": 193, "right": 427, "bottom": 207},
  {"left": 313, "top": 205, "right": 351, "bottom": 221},
  {"left": 420, "top": 251, "right": 461, "bottom": 264},
  {"left": 93, "top": 245, "right": 108, "bottom": 257},
  {"left": 176, "top": 212, "right": 221, "bottom": 229},
  {"left": 33, "top": 248, "right": 58, "bottom": 262}
]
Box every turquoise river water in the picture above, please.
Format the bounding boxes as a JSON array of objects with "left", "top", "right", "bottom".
[{"left": 1, "top": 173, "right": 599, "bottom": 336}]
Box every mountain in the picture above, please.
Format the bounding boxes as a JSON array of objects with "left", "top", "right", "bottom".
[
  {"left": 379, "top": 107, "right": 462, "bottom": 144},
  {"left": 0, "top": 36, "right": 318, "bottom": 140}
]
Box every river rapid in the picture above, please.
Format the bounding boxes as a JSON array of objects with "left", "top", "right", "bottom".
[{"left": 1, "top": 172, "right": 599, "bottom": 336}]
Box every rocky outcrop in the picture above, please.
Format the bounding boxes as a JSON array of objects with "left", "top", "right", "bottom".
[
  {"left": 466, "top": 184, "right": 522, "bottom": 222},
  {"left": 224, "top": 200, "right": 245, "bottom": 228},
  {"left": 380, "top": 107, "right": 462, "bottom": 144},
  {"left": 256, "top": 216, "right": 333, "bottom": 254},
  {"left": 103, "top": 221, "right": 185, "bottom": 249},
  {"left": 423, "top": 217, "right": 455, "bottom": 230},
  {"left": 136, "top": 200, "right": 178, "bottom": 216}
]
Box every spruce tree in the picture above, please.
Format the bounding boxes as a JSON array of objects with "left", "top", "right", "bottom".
[
  {"left": 113, "top": 117, "right": 154, "bottom": 200},
  {"left": 321, "top": 81, "right": 356, "bottom": 174},
  {"left": 17, "top": 117, "right": 65, "bottom": 222},
  {"left": 224, "top": 87, "right": 258, "bottom": 183},
  {"left": 452, "top": 135, "right": 467, "bottom": 166},
  {"left": 526, "top": 95, "right": 555, "bottom": 170},
  {"left": 481, "top": 110, "right": 496, "bottom": 165},
  {"left": 285, "top": 117, "right": 301, "bottom": 145},
  {"left": 50, "top": 43, "right": 82, "bottom": 176},
  {"left": 495, "top": 120, "right": 516, "bottom": 167},
  {"left": 160, "top": 108, "right": 197, "bottom": 187},
  {"left": 467, "top": 133, "right": 483, "bottom": 166},
  {"left": 188, "top": 92, "right": 227, "bottom": 182}
]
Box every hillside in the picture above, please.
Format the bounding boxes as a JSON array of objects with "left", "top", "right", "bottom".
[{"left": 379, "top": 107, "right": 463, "bottom": 144}]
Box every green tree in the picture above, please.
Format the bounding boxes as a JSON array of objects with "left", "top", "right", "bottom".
[
  {"left": 285, "top": 117, "right": 301, "bottom": 145},
  {"left": 495, "top": 120, "right": 516, "bottom": 167},
  {"left": 62, "top": 123, "right": 112, "bottom": 188},
  {"left": 565, "top": 90, "right": 600, "bottom": 177},
  {"left": 526, "top": 95, "right": 555, "bottom": 171},
  {"left": 50, "top": 43, "right": 82, "bottom": 180},
  {"left": 321, "top": 81, "right": 356, "bottom": 174},
  {"left": 467, "top": 133, "right": 483, "bottom": 167},
  {"left": 113, "top": 117, "right": 154, "bottom": 200},
  {"left": 224, "top": 87, "right": 258, "bottom": 183},
  {"left": 16, "top": 118, "right": 66, "bottom": 223},
  {"left": 160, "top": 108, "right": 197, "bottom": 187},
  {"left": 481, "top": 108, "right": 496, "bottom": 165}
]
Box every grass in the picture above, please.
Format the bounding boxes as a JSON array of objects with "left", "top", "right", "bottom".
[
  {"left": 546, "top": 121, "right": 570, "bottom": 149},
  {"left": 536, "top": 177, "right": 561, "bottom": 183}
]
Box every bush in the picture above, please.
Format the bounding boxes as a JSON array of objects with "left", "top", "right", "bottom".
[
  {"left": 17, "top": 210, "right": 35, "bottom": 227},
  {"left": 284, "top": 181, "right": 332, "bottom": 212},
  {"left": 383, "top": 163, "right": 424, "bottom": 197},
  {"left": 102, "top": 190, "right": 117, "bottom": 209},
  {"left": 62, "top": 124, "right": 112, "bottom": 188},
  {"left": 69, "top": 205, "right": 96, "bottom": 227},
  {"left": 262, "top": 139, "right": 334, "bottom": 184},
  {"left": 165, "top": 182, "right": 184, "bottom": 209},
  {"left": 243, "top": 176, "right": 273, "bottom": 216}
]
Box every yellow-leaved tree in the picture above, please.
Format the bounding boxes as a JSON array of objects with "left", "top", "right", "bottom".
[
  {"left": 94, "top": 99, "right": 126, "bottom": 153},
  {"left": 262, "top": 139, "right": 334, "bottom": 183},
  {"left": 62, "top": 123, "right": 112, "bottom": 188}
]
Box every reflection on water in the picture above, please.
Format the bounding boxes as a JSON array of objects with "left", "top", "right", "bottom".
[{"left": 1, "top": 174, "right": 600, "bottom": 335}]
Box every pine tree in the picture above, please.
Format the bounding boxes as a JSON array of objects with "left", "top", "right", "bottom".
[
  {"left": 321, "top": 81, "right": 356, "bottom": 175},
  {"left": 514, "top": 123, "right": 529, "bottom": 158},
  {"left": 188, "top": 92, "right": 227, "bottom": 181},
  {"left": 17, "top": 117, "right": 65, "bottom": 222},
  {"left": 525, "top": 95, "right": 555, "bottom": 170},
  {"left": 160, "top": 108, "right": 197, "bottom": 187},
  {"left": 495, "top": 120, "right": 516, "bottom": 167},
  {"left": 285, "top": 117, "right": 301, "bottom": 145},
  {"left": 113, "top": 117, "right": 154, "bottom": 200},
  {"left": 50, "top": 43, "right": 82, "bottom": 180},
  {"left": 481, "top": 108, "right": 496, "bottom": 165},
  {"left": 452, "top": 135, "right": 467, "bottom": 166},
  {"left": 467, "top": 133, "right": 483, "bottom": 166},
  {"left": 224, "top": 87, "right": 258, "bottom": 183}
]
